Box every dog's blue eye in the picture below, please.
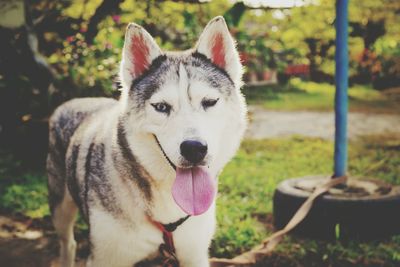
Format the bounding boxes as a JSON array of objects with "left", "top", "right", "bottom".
[
  {"left": 151, "top": 102, "right": 171, "bottom": 114},
  {"left": 202, "top": 98, "right": 219, "bottom": 109}
]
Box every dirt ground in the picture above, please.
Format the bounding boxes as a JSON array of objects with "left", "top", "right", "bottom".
[
  {"left": 0, "top": 215, "right": 89, "bottom": 267},
  {"left": 246, "top": 106, "right": 400, "bottom": 140}
]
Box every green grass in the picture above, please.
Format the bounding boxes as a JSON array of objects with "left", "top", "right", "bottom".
[
  {"left": 1, "top": 135, "right": 399, "bottom": 266},
  {"left": 0, "top": 151, "right": 49, "bottom": 218},
  {"left": 243, "top": 78, "right": 400, "bottom": 114},
  {"left": 212, "top": 134, "right": 400, "bottom": 266}
]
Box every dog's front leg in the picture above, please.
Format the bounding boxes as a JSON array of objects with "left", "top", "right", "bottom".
[
  {"left": 174, "top": 209, "right": 216, "bottom": 267},
  {"left": 177, "top": 252, "right": 210, "bottom": 267},
  {"left": 174, "top": 232, "right": 211, "bottom": 267}
]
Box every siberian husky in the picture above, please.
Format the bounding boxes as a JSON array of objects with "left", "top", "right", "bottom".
[{"left": 47, "top": 16, "right": 247, "bottom": 267}]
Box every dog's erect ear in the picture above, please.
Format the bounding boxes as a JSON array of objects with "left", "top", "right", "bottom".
[
  {"left": 120, "top": 23, "right": 162, "bottom": 88},
  {"left": 195, "top": 16, "right": 242, "bottom": 85}
]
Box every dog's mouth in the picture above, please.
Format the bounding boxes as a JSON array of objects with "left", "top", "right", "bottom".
[{"left": 153, "top": 135, "right": 216, "bottom": 216}]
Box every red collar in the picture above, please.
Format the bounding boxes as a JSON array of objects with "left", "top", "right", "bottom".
[{"left": 147, "top": 215, "right": 190, "bottom": 266}]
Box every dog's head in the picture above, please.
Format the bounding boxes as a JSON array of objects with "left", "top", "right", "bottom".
[{"left": 119, "top": 16, "right": 247, "bottom": 215}]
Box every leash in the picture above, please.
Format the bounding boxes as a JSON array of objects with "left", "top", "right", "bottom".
[
  {"left": 147, "top": 215, "right": 191, "bottom": 267},
  {"left": 209, "top": 175, "right": 348, "bottom": 267}
]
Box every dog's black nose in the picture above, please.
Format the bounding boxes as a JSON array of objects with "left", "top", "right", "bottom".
[{"left": 180, "top": 140, "right": 208, "bottom": 164}]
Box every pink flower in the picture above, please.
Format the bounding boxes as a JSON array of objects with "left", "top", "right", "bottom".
[
  {"left": 66, "top": 36, "right": 74, "bottom": 43},
  {"left": 112, "top": 15, "right": 121, "bottom": 23},
  {"left": 80, "top": 26, "right": 87, "bottom": 33}
]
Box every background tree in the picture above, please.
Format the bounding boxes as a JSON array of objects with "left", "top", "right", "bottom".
[{"left": 0, "top": 0, "right": 399, "bottom": 164}]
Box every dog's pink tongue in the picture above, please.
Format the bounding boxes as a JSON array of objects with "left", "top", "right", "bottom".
[{"left": 172, "top": 167, "right": 216, "bottom": 216}]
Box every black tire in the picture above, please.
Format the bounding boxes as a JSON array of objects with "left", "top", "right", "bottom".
[{"left": 273, "top": 175, "right": 400, "bottom": 240}]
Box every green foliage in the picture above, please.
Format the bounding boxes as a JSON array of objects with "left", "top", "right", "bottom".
[
  {"left": 335, "top": 224, "right": 340, "bottom": 240},
  {"left": 0, "top": 173, "right": 49, "bottom": 218},
  {"left": 45, "top": 0, "right": 238, "bottom": 97},
  {"left": 49, "top": 31, "right": 121, "bottom": 94},
  {"left": 6, "top": 0, "right": 398, "bottom": 109},
  {"left": 237, "top": 0, "right": 400, "bottom": 81},
  {"left": 0, "top": 152, "right": 48, "bottom": 218},
  {"left": 372, "top": 42, "right": 400, "bottom": 89}
]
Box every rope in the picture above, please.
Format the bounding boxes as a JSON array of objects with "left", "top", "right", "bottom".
[{"left": 209, "top": 176, "right": 348, "bottom": 267}]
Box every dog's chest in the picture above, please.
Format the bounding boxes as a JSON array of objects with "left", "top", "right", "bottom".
[{"left": 90, "top": 206, "right": 215, "bottom": 266}]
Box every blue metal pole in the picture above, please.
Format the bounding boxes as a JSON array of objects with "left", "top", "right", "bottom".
[{"left": 334, "top": 0, "right": 349, "bottom": 178}]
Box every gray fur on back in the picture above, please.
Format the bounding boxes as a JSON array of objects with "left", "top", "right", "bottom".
[{"left": 47, "top": 97, "right": 117, "bottom": 213}]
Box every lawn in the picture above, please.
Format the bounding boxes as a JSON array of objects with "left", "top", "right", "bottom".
[
  {"left": 1, "top": 134, "right": 399, "bottom": 266},
  {"left": 213, "top": 134, "right": 400, "bottom": 266},
  {"left": 243, "top": 78, "right": 400, "bottom": 114}
]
